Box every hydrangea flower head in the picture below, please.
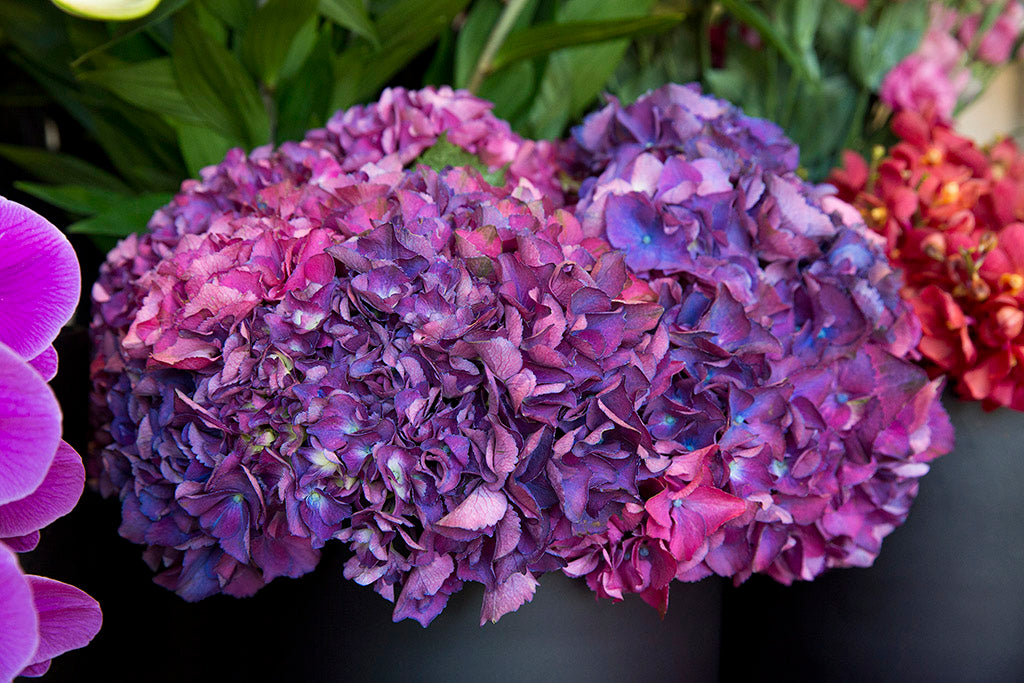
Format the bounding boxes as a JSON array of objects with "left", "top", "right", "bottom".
[
  {"left": 1, "top": 196, "right": 101, "bottom": 679},
  {"left": 89, "top": 93, "right": 663, "bottom": 625},
  {"left": 558, "top": 85, "right": 952, "bottom": 610}
]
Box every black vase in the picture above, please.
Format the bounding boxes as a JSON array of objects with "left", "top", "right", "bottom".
[{"left": 720, "top": 396, "right": 1024, "bottom": 682}]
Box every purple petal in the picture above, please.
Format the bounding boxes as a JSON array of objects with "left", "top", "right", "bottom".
[
  {"left": 0, "top": 442, "right": 85, "bottom": 538},
  {"left": 2, "top": 530, "right": 40, "bottom": 552},
  {"left": 479, "top": 571, "right": 538, "bottom": 625},
  {"left": 24, "top": 576, "right": 102, "bottom": 669},
  {"left": 0, "top": 197, "right": 80, "bottom": 361},
  {"left": 437, "top": 485, "right": 507, "bottom": 530},
  {"left": 0, "top": 542, "right": 38, "bottom": 681},
  {"left": 0, "top": 343, "right": 61, "bottom": 505},
  {"left": 28, "top": 346, "right": 58, "bottom": 382}
]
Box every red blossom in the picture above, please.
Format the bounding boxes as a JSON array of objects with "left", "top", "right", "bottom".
[{"left": 831, "top": 112, "right": 1024, "bottom": 410}]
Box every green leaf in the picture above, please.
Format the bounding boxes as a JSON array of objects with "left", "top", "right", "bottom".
[
  {"left": 241, "top": 0, "right": 319, "bottom": 88},
  {"left": 175, "top": 124, "right": 235, "bottom": 177},
  {"left": 850, "top": 2, "right": 928, "bottom": 90},
  {"left": 0, "top": 144, "right": 131, "bottom": 193},
  {"left": 330, "top": 0, "right": 470, "bottom": 110},
  {"left": 172, "top": 10, "right": 270, "bottom": 147},
  {"left": 67, "top": 193, "right": 175, "bottom": 237},
  {"left": 78, "top": 58, "right": 206, "bottom": 127},
  {"left": 480, "top": 59, "right": 535, "bottom": 121},
  {"left": 13, "top": 182, "right": 130, "bottom": 216},
  {"left": 720, "top": 0, "right": 818, "bottom": 84},
  {"left": 319, "top": 0, "right": 379, "bottom": 46},
  {"left": 71, "top": 0, "right": 194, "bottom": 67},
  {"left": 200, "top": 0, "right": 254, "bottom": 28},
  {"left": 278, "top": 15, "right": 319, "bottom": 84},
  {"left": 522, "top": 54, "right": 573, "bottom": 139},
  {"left": 276, "top": 28, "right": 335, "bottom": 142},
  {"left": 90, "top": 112, "right": 185, "bottom": 192},
  {"left": 455, "top": 0, "right": 501, "bottom": 88},
  {"left": 415, "top": 135, "right": 506, "bottom": 186},
  {"left": 492, "top": 14, "right": 682, "bottom": 73}
]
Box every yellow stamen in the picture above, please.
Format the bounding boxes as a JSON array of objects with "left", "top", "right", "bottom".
[{"left": 1001, "top": 273, "right": 1024, "bottom": 295}]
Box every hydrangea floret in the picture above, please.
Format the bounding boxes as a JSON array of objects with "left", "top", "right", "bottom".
[
  {"left": 1, "top": 196, "right": 101, "bottom": 679},
  {"left": 831, "top": 110, "right": 1024, "bottom": 410},
  {"left": 557, "top": 84, "right": 953, "bottom": 611}
]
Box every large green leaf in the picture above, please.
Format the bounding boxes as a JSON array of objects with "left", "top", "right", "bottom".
[
  {"left": 172, "top": 10, "right": 270, "bottom": 147},
  {"left": 521, "top": 0, "right": 656, "bottom": 139},
  {"left": 0, "top": 144, "right": 131, "bottom": 193},
  {"left": 13, "top": 182, "right": 131, "bottom": 216},
  {"left": 276, "top": 28, "right": 335, "bottom": 142},
  {"left": 79, "top": 58, "right": 206, "bottom": 127},
  {"left": 330, "top": 0, "right": 470, "bottom": 110},
  {"left": 454, "top": 0, "right": 502, "bottom": 88},
  {"left": 721, "top": 0, "right": 819, "bottom": 84},
  {"left": 67, "top": 193, "right": 175, "bottom": 237},
  {"left": 200, "top": 0, "right": 254, "bottom": 28},
  {"left": 492, "top": 14, "right": 683, "bottom": 72},
  {"left": 241, "top": 0, "right": 319, "bottom": 88},
  {"left": 850, "top": 2, "right": 929, "bottom": 90},
  {"left": 176, "top": 124, "right": 235, "bottom": 177},
  {"left": 319, "top": 0, "right": 379, "bottom": 46},
  {"left": 71, "top": 0, "right": 194, "bottom": 66}
]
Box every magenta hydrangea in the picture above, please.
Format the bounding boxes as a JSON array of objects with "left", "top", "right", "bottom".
[
  {"left": 89, "top": 92, "right": 664, "bottom": 624},
  {"left": 556, "top": 85, "right": 953, "bottom": 611},
  {"left": 1, "top": 196, "right": 101, "bottom": 679}
]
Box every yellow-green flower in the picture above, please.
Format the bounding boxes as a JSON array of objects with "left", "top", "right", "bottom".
[{"left": 50, "top": 0, "right": 160, "bottom": 21}]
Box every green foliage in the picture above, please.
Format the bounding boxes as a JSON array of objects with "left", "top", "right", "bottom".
[
  {"left": 0, "top": 0, "right": 941, "bottom": 243},
  {"left": 415, "top": 134, "right": 507, "bottom": 186}
]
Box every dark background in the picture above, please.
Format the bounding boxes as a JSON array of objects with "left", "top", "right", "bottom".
[{"left": 5, "top": 74, "right": 1024, "bottom": 683}]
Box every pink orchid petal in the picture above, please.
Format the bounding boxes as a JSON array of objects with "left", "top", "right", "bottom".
[
  {"left": 0, "top": 343, "right": 61, "bottom": 505},
  {"left": 1, "top": 530, "right": 40, "bottom": 552},
  {"left": 0, "top": 542, "right": 38, "bottom": 681},
  {"left": 24, "top": 576, "right": 102, "bottom": 668},
  {"left": 0, "top": 442, "right": 85, "bottom": 538},
  {"left": 28, "top": 346, "right": 58, "bottom": 382},
  {"left": 0, "top": 197, "right": 80, "bottom": 361}
]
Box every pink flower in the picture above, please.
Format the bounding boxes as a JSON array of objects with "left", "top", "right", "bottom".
[
  {"left": 879, "top": 54, "right": 969, "bottom": 122},
  {"left": 960, "top": 1, "right": 1024, "bottom": 64}
]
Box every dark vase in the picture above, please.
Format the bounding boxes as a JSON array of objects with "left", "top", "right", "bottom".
[{"left": 720, "top": 396, "right": 1024, "bottom": 682}]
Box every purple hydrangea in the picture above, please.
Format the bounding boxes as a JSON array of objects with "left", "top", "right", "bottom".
[
  {"left": 1, "top": 196, "right": 101, "bottom": 679},
  {"left": 555, "top": 85, "right": 953, "bottom": 611},
  {"left": 90, "top": 127, "right": 664, "bottom": 624}
]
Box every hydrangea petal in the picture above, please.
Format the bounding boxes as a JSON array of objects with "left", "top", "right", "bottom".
[{"left": 0, "top": 197, "right": 80, "bottom": 361}]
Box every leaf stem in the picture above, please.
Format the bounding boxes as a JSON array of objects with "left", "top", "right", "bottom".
[{"left": 468, "top": 0, "right": 531, "bottom": 93}]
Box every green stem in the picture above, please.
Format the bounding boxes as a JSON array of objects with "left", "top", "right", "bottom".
[{"left": 468, "top": 0, "right": 531, "bottom": 93}]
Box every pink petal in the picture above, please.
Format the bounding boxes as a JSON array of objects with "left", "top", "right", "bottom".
[
  {"left": 473, "top": 337, "right": 523, "bottom": 381},
  {"left": 0, "top": 542, "right": 38, "bottom": 681},
  {"left": 2, "top": 530, "right": 40, "bottom": 552},
  {"left": 28, "top": 346, "right": 58, "bottom": 382},
  {"left": 479, "top": 571, "right": 538, "bottom": 624},
  {"left": 24, "top": 576, "right": 102, "bottom": 669},
  {"left": 437, "top": 485, "right": 508, "bottom": 530},
  {"left": 0, "top": 197, "right": 80, "bottom": 361},
  {"left": 0, "top": 442, "right": 85, "bottom": 538},
  {"left": 0, "top": 343, "right": 61, "bottom": 505}
]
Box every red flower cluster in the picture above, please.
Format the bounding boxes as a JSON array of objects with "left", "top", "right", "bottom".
[{"left": 831, "top": 111, "right": 1024, "bottom": 410}]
